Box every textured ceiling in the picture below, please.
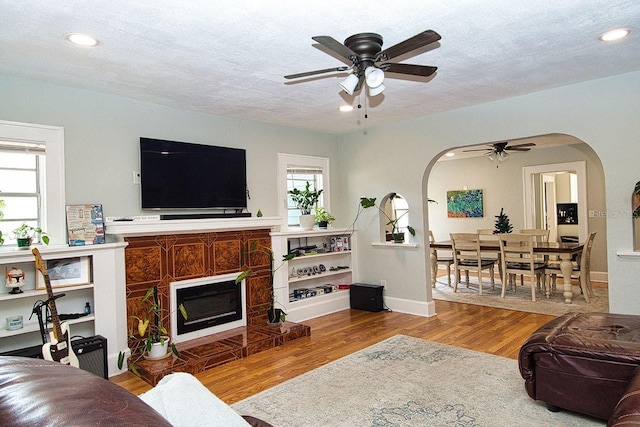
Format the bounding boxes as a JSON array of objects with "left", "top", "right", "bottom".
[{"left": 0, "top": 1, "right": 638, "bottom": 135}]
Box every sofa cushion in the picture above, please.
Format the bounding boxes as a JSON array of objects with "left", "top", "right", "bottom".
[{"left": 0, "top": 356, "right": 171, "bottom": 426}]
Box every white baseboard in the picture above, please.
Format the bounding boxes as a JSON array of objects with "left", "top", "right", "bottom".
[{"left": 383, "top": 295, "right": 436, "bottom": 317}]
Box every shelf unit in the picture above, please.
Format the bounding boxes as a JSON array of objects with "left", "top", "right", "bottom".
[
  {"left": 0, "top": 243, "right": 128, "bottom": 375},
  {"left": 271, "top": 229, "right": 357, "bottom": 322}
]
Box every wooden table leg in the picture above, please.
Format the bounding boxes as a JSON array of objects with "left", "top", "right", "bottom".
[
  {"left": 430, "top": 250, "right": 437, "bottom": 288},
  {"left": 560, "top": 254, "right": 574, "bottom": 304}
]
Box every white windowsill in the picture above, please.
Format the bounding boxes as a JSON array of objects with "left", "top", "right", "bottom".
[
  {"left": 617, "top": 250, "right": 640, "bottom": 258},
  {"left": 371, "top": 242, "right": 419, "bottom": 249}
]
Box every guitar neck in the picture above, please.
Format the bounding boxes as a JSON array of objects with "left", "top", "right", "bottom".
[{"left": 32, "top": 248, "right": 64, "bottom": 341}]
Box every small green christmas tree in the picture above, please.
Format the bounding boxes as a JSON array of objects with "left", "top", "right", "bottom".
[{"left": 494, "top": 208, "right": 513, "bottom": 234}]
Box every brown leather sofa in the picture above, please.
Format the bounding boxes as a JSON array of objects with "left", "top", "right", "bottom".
[
  {"left": 0, "top": 356, "right": 271, "bottom": 426},
  {"left": 519, "top": 312, "right": 640, "bottom": 426}
]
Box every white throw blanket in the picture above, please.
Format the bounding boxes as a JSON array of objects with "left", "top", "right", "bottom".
[{"left": 139, "top": 372, "right": 250, "bottom": 427}]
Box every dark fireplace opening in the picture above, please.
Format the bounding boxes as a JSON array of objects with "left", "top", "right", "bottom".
[{"left": 176, "top": 279, "right": 242, "bottom": 335}]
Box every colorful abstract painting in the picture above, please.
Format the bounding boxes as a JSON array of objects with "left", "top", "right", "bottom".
[{"left": 447, "top": 189, "right": 484, "bottom": 218}]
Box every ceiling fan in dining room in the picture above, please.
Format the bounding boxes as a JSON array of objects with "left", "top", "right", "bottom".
[
  {"left": 463, "top": 141, "right": 536, "bottom": 167},
  {"left": 284, "top": 30, "right": 441, "bottom": 97}
]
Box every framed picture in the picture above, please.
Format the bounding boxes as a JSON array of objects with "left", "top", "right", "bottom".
[
  {"left": 557, "top": 203, "right": 578, "bottom": 224},
  {"left": 447, "top": 189, "right": 484, "bottom": 218},
  {"left": 36, "top": 256, "right": 92, "bottom": 289},
  {"left": 66, "top": 204, "right": 105, "bottom": 246}
]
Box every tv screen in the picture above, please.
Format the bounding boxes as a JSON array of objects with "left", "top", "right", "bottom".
[{"left": 140, "top": 138, "right": 247, "bottom": 210}]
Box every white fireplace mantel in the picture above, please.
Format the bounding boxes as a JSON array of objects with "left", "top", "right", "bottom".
[{"left": 105, "top": 216, "right": 283, "bottom": 238}]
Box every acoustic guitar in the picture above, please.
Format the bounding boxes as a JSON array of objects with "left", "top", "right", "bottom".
[{"left": 32, "top": 248, "right": 79, "bottom": 367}]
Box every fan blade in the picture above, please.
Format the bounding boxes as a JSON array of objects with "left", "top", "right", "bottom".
[
  {"left": 381, "top": 63, "right": 437, "bottom": 77},
  {"left": 284, "top": 66, "right": 350, "bottom": 79},
  {"left": 463, "top": 148, "right": 493, "bottom": 153},
  {"left": 312, "top": 36, "right": 358, "bottom": 61},
  {"left": 505, "top": 142, "right": 536, "bottom": 149},
  {"left": 505, "top": 147, "right": 532, "bottom": 151},
  {"left": 376, "top": 30, "right": 441, "bottom": 62}
]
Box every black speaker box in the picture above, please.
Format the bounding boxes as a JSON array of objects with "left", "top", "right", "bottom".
[
  {"left": 350, "top": 283, "right": 384, "bottom": 312},
  {"left": 71, "top": 335, "right": 108, "bottom": 379}
]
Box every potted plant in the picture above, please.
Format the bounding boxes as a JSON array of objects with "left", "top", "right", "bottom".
[
  {"left": 236, "top": 241, "right": 294, "bottom": 325},
  {"left": 117, "top": 287, "right": 187, "bottom": 370},
  {"left": 12, "top": 224, "right": 49, "bottom": 247},
  {"left": 314, "top": 207, "right": 335, "bottom": 229},
  {"left": 289, "top": 181, "right": 323, "bottom": 230},
  {"left": 361, "top": 194, "right": 416, "bottom": 243}
]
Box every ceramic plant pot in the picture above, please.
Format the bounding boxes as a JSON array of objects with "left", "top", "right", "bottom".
[
  {"left": 298, "top": 214, "right": 315, "bottom": 230},
  {"left": 145, "top": 337, "right": 170, "bottom": 359}
]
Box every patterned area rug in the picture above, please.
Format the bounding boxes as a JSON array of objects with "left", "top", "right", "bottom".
[
  {"left": 232, "top": 335, "right": 604, "bottom": 426},
  {"left": 432, "top": 275, "right": 608, "bottom": 316}
]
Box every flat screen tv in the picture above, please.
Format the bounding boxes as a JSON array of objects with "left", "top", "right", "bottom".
[{"left": 140, "top": 137, "right": 247, "bottom": 210}]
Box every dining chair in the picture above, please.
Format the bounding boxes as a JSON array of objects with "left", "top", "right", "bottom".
[
  {"left": 497, "top": 233, "right": 547, "bottom": 302},
  {"left": 477, "top": 228, "right": 502, "bottom": 283},
  {"left": 517, "top": 228, "right": 551, "bottom": 288},
  {"left": 450, "top": 233, "right": 496, "bottom": 295},
  {"left": 429, "top": 231, "right": 455, "bottom": 286},
  {"left": 545, "top": 232, "right": 596, "bottom": 302},
  {"left": 519, "top": 229, "right": 550, "bottom": 242}
]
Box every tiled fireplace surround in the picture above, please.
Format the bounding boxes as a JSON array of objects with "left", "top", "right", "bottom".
[{"left": 121, "top": 225, "right": 310, "bottom": 385}]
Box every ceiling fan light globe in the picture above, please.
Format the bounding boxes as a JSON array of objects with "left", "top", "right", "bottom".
[
  {"left": 340, "top": 74, "right": 359, "bottom": 95},
  {"left": 369, "top": 82, "right": 386, "bottom": 96},
  {"left": 364, "top": 66, "right": 385, "bottom": 88}
]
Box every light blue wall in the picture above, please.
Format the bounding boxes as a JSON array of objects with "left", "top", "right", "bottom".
[
  {"left": 0, "top": 74, "right": 339, "bottom": 219},
  {"left": 1, "top": 70, "right": 639, "bottom": 315},
  {"left": 338, "top": 71, "right": 640, "bottom": 315}
]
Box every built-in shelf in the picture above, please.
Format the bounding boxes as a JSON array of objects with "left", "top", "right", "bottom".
[
  {"left": 0, "top": 284, "right": 93, "bottom": 302},
  {"left": 0, "top": 315, "right": 95, "bottom": 338},
  {"left": 288, "top": 269, "right": 353, "bottom": 284},
  {"left": 289, "top": 289, "right": 349, "bottom": 305}
]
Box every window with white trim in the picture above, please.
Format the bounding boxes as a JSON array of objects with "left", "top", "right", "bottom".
[
  {"left": 0, "top": 121, "right": 65, "bottom": 246},
  {"left": 278, "top": 154, "right": 329, "bottom": 227},
  {"left": 0, "top": 143, "right": 46, "bottom": 245}
]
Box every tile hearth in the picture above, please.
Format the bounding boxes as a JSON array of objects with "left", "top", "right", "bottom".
[{"left": 130, "top": 321, "right": 311, "bottom": 386}]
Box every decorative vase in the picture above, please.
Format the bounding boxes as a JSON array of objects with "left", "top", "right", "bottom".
[
  {"left": 298, "top": 214, "right": 315, "bottom": 230},
  {"left": 146, "top": 337, "right": 170, "bottom": 359}
]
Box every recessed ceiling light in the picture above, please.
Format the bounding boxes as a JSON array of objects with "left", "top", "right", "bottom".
[
  {"left": 339, "top": 105, "right": 354, "bottom": 112},
  {"left": 65, "top": 32, "right": 100, "bottom": 47},
  {"left": 445, "top": 152, "right": 455, "bottom": 157},
  {"left": 599, "top": 28, "right": 630, "bottom": 42}
]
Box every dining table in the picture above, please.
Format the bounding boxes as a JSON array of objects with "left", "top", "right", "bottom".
[{"left": 430, "top": 239, "right": 586, "bottom": 304}]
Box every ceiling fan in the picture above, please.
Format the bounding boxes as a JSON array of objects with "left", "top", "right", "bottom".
[
  {"left": 463, "top": 142, "right": 536, "bottom": 166},
  {"left": 284, "top": 30, "right": 441, "bottom": 96}
]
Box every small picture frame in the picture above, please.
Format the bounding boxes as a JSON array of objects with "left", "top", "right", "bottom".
[
  {"left": 36, "top": 257, "right": 92, "bottom": 289},
  {"left": 65, "top": 204, "right": 105, "bottom": 246}
]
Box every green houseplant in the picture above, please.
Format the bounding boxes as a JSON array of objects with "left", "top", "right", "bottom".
[
  {"left": 117, "top": 287, "right": 187, "bottom": 371},
  {"left": 314, "top": 207, "right": 335, "bottom": 229},
  {"left": 289, "top": 181, "right": 323, "bottom": 230},
  {"left": 236, "top": 241, "right": 295, "bottom": 324},
  {"left": 12, "top": 223, "right": 49, "bottom": 247},
  {"left": 361, "top": 194, "right": 416, "bottom": 243}
]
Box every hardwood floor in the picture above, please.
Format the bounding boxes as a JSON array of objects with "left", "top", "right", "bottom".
[{"left": 111, "top": 299, "right": 555, "bottom": 405}]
